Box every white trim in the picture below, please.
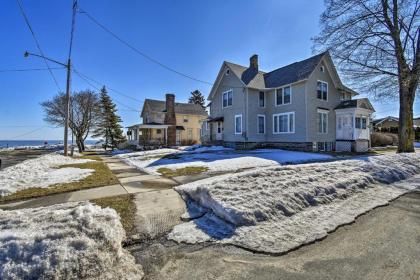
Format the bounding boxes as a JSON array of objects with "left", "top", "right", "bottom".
[
  {"left": 317, "top": 108, "right": 330, "bottom": 114},
  {"left": 222, "top": 89, "right": 233, "bottom": 108},
  {"left": 317, "top": 80, "right": 328, "bottom": 101},
  {"left": 257, "top": 114, "right": 265, "bottom": 134},
  {"left": 274, "top": 85, "right": 292, "bottom": 106},
  {"left": 273, "top": 112, "right": 295, "bottom": 134},
  {"left": 234, "top": 114, "right": 242, "bottom": 135}
]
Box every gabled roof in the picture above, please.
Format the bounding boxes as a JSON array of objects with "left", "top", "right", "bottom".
[
  {"left": 223, "top": 53, "right": 325, "bottom": 90},
  {"left": 209, "top": 51, "right": 358, "bottom": 100},
  {"left": 264, "top": 52, "right": 326, "bottom": 88},
  {"left": 142, "top": 99, "right": 208, "bottom": 116},
  {"left": 372, "top": 116, "right": 399, "bottom": 126},
  {"left": 335, "top": 98, "right": 375, "bottom": 111}
]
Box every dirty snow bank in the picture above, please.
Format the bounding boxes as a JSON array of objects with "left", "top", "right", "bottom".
[
  {"left": 169, "top": 154, "right": 420, "bottom": 253},
  {"left": 0, "top": 154, "right": 94, "bottom": 197},
  {"left": 0, "top": 202, "right": 143, "bottom": 279}
]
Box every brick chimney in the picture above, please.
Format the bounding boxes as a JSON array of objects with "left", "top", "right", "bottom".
[
  {"left": 250, "top": 54, "right": 258, "bottom": 71},
  {"left": 164, "top": 93, "right": 177, "bottom": 146}
]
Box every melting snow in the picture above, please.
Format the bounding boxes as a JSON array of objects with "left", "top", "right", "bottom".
[
  {"left": 117, "top": 147, "right": 333, "bottom": 175},
  {"left": 0, "top": 154, "right": 94, "bottom": 197},
  {"left": 0, "top": 202, "right": 143, "bottom": 279},
  {"left": 169, "top": 153, "right": 420, "bottom": 254}
]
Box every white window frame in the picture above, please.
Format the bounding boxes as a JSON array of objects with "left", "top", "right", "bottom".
[
  {"left": 320, "top": 66, "right": 325, "bottom": 72},
  {"left": 317, "top": 109, "right": 329, "bottom": 134},
  {"left": 226, "top": 69, "right": 230, "bottom": 75},
  {"left": 222, "top": 89, "right": 233, "bottom": 108},
  {"left": 275, "top": 85, "right": 292, "bottom": 106},
  {"left": 273, "top": 112, "right": 295, "bottom": 134},
  {"left": 205, "top": 121, "right": 209, "bottom": 130},
  {"left": 257, "top": 114, "right": 265, "bottom": 134},
  {"left": 234, "top": 114, "right": 242, "bottom": 135},
  {"left": 317, "top": 80, "right": 328, "bottom": 101},
  {"left": 259, "top": 91, "right": 265, "bottom": 108}
]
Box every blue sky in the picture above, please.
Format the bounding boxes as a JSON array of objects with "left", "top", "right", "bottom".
[{"left": 0, "top": 0, "right": 418, "bottom": 140}]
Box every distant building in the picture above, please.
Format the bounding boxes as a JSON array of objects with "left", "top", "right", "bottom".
[
  {"left": 127, "top": 94, "right": 208, "bottom": 146},
  {"left": 372, "top": 116, "right": 399, "bottom": 133}
]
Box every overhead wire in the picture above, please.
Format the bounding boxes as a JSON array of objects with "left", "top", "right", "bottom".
[{"left": 15, "top": 0, "right": 62, "bottom": 91}]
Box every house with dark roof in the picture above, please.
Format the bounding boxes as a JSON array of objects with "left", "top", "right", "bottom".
[
  {"left": 372, "top": 116, "right": 399, "bottom": 132},
  {"left": 127, "top": 94, "right": 208, "bottom": 146},
  {"left": 202, "top": 51, "right": 375, "bottom": 152}
]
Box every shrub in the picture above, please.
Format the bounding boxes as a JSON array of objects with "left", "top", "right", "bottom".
[{"left": 371, "top": 132, "right": 398, "bottom": 147}]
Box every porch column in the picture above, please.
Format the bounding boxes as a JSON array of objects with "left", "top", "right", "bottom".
[{"left": 165, "top": 128, "right": 168, "bottom": 146}]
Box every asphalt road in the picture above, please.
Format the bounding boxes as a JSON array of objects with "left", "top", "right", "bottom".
[{"left": 132, "top": 190, "right": 420, "bottom": 280}]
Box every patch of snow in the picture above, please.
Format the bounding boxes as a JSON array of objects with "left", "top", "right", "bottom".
[
  {"left": 0, "top": 154, "right": 94, "bottom": 197},
  {"left": 118, "top": 148, "right": 333, "bottom": 175},
  {"left": 0, "top": 202, "right": 143, "bottom": 279},
  {"left": 169, "top": 154, "right": 420, "bottom": 254}
]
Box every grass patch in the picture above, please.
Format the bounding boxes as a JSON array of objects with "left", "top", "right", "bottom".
[
  {"left": 91, "top": 194, "right": 136, "bottom": 237},
  {"left": 157, "top": 166, "right": 208, "bottom": 177},
  {"left": 0, "top": 155, "right": 119, "bottom": 203}
]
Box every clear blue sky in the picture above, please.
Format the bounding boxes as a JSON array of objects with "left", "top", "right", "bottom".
[{"left": 0, "top": 0, "right": 418, "bottom": 140}]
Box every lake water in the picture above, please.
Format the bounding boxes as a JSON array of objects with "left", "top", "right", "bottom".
[{"left": 0, "top": 140, "right": 97, "bottom": 149}]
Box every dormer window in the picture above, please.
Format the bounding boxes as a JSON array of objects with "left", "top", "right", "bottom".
[{"left": 226, "top": 69, "right": 230, "bottom": 75}]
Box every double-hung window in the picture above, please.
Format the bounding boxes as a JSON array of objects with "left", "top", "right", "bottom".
[
  {"left": 318, "top": 110, "right": 328, "bottom": 133},
  {"left": 273, "top": 112, "right": 294, "bottom": 134},
  {"left": 222, "top": 90, "right": 233, "bottom": 108},
  {"left": 275, "top": 86, "right": 291, "bottom": 105},
  {"left": 257, "top": 115, "right": 265, "bottom": 134},
  {"left": 259, "top": 91, "right": 265, "bottom": 107},
  {"left": 355, "top": 116, "right": 367, "bottom": 129},
  {"left": 317, "top": 81, "right": 328, "bottom": 101},
  {"left": 235, "top": 115, "right": 242, "bottom": 134}
]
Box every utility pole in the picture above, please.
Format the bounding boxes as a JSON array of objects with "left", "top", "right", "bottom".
[
  {"left": 64, "top": 58, "right": 71, "bottom": 156},
  {"left": 25, "top": 0, "right": 77, "bottom": 156}
]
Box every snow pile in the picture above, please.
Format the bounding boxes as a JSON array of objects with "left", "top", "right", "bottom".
[
  {"left": 169, "top": 153, "right": 420, "bottom": 253},
  {"left": 0, "top": 202, "right": 143, "bottom": 279},
  {"left": 118, "top": 148, "right": 333, "bottom": 176},
  {"left": 116, "top": 148, "right": 179, "bottom": 159},
  {"left": 0, "top": 154, "right": 94, "bottom": 197}
]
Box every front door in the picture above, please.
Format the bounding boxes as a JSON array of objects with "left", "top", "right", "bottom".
[
  {"left": 216, "top": 122, "right": 223, "bottom": 140},
  {"left": 342, "top": 115, "right": 353, "bottom": 139}
]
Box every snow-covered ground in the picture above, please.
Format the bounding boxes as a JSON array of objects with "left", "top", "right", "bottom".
[
  {"left": 0, "top": 202, "right": 143, "bottom": 279},
  {"left": 0, "top": 154, "right": 94, "bottom": 197},
  {"left": 116, "top": 147, "right": 333, "bottom": 175},
  {"left": 169, "top": 153, "right": 420, "bottom": 254}
]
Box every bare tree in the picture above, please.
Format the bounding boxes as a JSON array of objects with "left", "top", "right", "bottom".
[
  {"left": 41, "top": 90, "right": 100, "bottom": 152},
  {"left": 313, "top": 0, "right": 419, "bottom": 152}
]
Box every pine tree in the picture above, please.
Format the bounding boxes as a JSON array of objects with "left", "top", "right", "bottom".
[
  {"left": 188, "top": 90, "right": 205, "bottom": 109},
  {"left": 93, "top": 86, "right": 126, "bottom": 150}
]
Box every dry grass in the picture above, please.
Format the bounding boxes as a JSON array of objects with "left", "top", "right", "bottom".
[
  {"left": 0, "top": 155, "right": 118, "bottom": 203},
  {"left": 157, "top": 166, "right": 208, "bottom": 177},
  {"left": 91, "top": 194, "right": 136, "bottom": 237}
]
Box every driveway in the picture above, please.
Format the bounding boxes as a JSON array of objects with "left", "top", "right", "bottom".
[{"left": 131, "top": 190, "right": 420, "bottom": 280}]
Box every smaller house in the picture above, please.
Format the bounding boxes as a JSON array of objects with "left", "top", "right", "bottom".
[
  {"left": 372, "top": 116, "right": 399, "bottom": 133},
  {"left": 127, "top": 94, "right": 208, "bottom": 146}
]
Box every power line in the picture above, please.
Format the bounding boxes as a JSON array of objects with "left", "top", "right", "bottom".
[
  {"left": 3, "top": 126, "right": 52, "bottom": 141},
  {"left": 78, "top": 7, "right": 214, "bottom": 86},
  {"left": 72, "top": 69, "right": 142, "bottom": 113},
  {"left": 73, "top": 68, "right": 144, "bottom": 103},
  {"left": 16, "top": 0, "right": 62, "bottom": 91},
  {"left": 0, "top": 67, "right": 65, "bottom": 73}
]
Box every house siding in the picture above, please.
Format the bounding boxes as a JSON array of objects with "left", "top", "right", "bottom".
[
  {"left": 305, "top": 61, "right": 342, "bottom": 143},
  {"left": 209, "top": 65, "right": 246, "bottom": 142}
]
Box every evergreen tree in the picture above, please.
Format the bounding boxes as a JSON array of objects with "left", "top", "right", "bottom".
[
  {"left": 188, "top": 90, "right": 205, "bottom": 109},
  {"left": 93, "top": 86, "right": 126, "bottom": 150}
]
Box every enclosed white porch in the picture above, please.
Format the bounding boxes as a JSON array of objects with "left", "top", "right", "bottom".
[{"left": 335, "top": 99, "right": 375, "bottom": 152}]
